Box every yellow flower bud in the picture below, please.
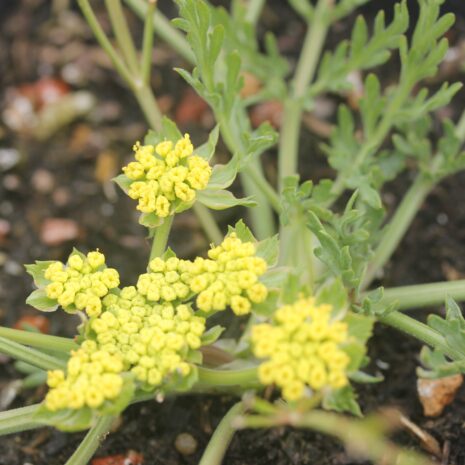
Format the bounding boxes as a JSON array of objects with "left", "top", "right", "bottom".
[
  {"left": 155, "top": 140, "right": 173, "bottom": 157},
  {"left": 68, "top": 254, "right": 84, "bottom": 271},
  {"left": 87, "top": 251, "right": 105, "bottom": 269},
  {"left": 47, "top": 370, "right": 65, "bottom": 388},
  {"left": 46, "top": 282, "right": 64, "bottom": 299}
]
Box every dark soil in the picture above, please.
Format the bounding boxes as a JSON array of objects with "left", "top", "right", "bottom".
[{"left": 1, "top": 1, "right": 465, "bottom": 464}]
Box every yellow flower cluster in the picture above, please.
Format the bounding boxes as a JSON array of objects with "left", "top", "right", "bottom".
[
  {"left": 45, "top": 286, "right": 206, "bottom": 412},
  {"left": 251, "top": 298, "right": 350, "bottom": 402},
  {"left": 189, "top": 233, "right": 268, "bottom": 315},
  {"left": 123, "top": 135, "right": 211, "bottom": 217},
  {"left": 44, "top": 251, "right": 120, "bottom": 317},
  {"left": 94, "top": 288, "right": 205, "bottom": 386},
  {"left": 137, "top": 257, "right": 192, "bottom": 303},
  {"left": 45, "top": 341, "right": 124, "bottom": 411}
]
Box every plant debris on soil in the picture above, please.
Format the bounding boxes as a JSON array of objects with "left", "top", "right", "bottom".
[{"left": 2, "top": 1, "right": 465, "bottom": 464}]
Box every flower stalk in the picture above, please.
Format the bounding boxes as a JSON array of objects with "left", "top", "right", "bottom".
[{"left": 198, "top": 402, "right": 245, "bottom": 465}]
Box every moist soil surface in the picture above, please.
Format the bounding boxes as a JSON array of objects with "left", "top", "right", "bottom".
[{"left": 2, "top": 1, "right": 465, "bottom": 464}]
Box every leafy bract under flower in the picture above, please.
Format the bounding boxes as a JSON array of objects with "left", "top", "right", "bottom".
[{"left": 252, "top": 298, "right": 350, "bottom": 402}]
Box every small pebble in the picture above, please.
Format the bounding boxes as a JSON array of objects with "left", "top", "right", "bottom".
[
  {"left": 40, "top": 218, "right": 79, "bottom": 245},
  {"left": 175, "top": 433, "right": 198, "bottom": 456},
  {"left": 3, "top": 174, "right": 21, "bottom": 190},
  {"left": 32, "top": 169, "right": 55, "bottom": 193},
  {"left": 0, "top": 219, "right": 11, "bottom": 241},
  {"left": 0, "top": 148, "right": 20, "bottom": 171},
  {"left": 4, "top": 260, "right": 23, "bottom": 276}
]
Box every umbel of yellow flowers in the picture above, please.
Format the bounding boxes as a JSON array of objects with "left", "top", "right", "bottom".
[
  {"left": 139, "top": 233, "right": 269, "bottom": 316},
  {"left": 251, "top": 298, "right": 350, "bottom": 402},
  {"left": 190, "top": 233, "right": 268, "bottom": 315},
  {"left": 45, "top": 287, "right": 206, "bottom": 412},
  {"left": 123, "top": 134, "right": 211, "bottom": 217},
  {"left": 44, "top": 251, "right": 120, "bottom": 317}
]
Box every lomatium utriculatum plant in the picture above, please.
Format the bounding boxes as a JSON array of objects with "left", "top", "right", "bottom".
[{"left": 2, "top": 0, "right": 465, "bottom": 464}]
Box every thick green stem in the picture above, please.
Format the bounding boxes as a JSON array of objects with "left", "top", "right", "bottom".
[
  {"left": 78, "top": 0, "right": 134, "bottom": 87},
  {"left": 0, "top": 404, "right": 41, "bottom": 436},
  {"left": 218, "top": 115, "right": 278, "bottom": 239},
  {"left": 245, "top": 162, "right": 281, "bottom": 214},
  {"left": 245, "top": 0, "right": 266, "bottom": 24},
  {"left": 193, "top": 202, "right": 223, "bottom": 244},
  {"left": 362, "top": 175, "right": 433, "bottom": 289},
  {"left": 372, "top": 280, "right": 465, "bottom": 311},
  {"left": 65, "top": 415, "right": 115, "bottom": 465},
  {"left": 278, "top": 100, "right": 301, "bottom": 190},
  {"left": 197, "top": 366, "right": 259, "bottom": 387},
  {"left": 240, "top": 167, "right": 277, "bottom": 240},
  {"left": 379, "top": 311, "right": 464, "bottom": 360},
  {"left": 150, "top": 216, "right": 174, "bottom": 261},
  {"left": 0, "top": 336, "right": 66, "bottom": 371},
  {"left": 123, "top": 0, "right": 195, "bottom": 63},
  {"left": 199, "top": 402, "right": 245, "bottom": 465},
  {"left": 278, "top": 0, "right": 331, "bottom": 188},
  {"left": 141, "top": 0, "right": 156, "bottom": 84},
  {"left": 0, "top": 327, "right": 77, "bottom": 352},
  {"left": 105, "top": 0, "right": 140, "bottom": 74},
  {"left": 278, "top": 0, "right": 331, "bottom": 265}
]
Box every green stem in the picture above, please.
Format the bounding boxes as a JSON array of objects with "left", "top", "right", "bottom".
[
  {"left": 379, "top": 311, "right": 464, "bottom": 361},
  {"left": 77, "top": 0, "right": 134, "bottom": 87},
  {"left": 0, "top": 404, "right": 41, "bottom": 436},
  {"left": 372, "top": 279, "right": 465, "bottom": 311},
  {"left": 133, "top": 83, "right": 163, "bottom": 132},
  {"left": 455, "top": 108, "right": 465, "bottom": 140},
  {"left": 278, "top": 0, "right": 331, "bottom": 265},
  {"left": 0, "top": 327, "right": 78, "bottom": 352},
  {"left": 299, "top": 223, "right": 315, "bottom": 291},
  {"left": 141, "top": 0, "right": 157, "bottom": 84},
  {"left": 150, "top": 215, "right": 174, "bottom": 261},
  {"left": 297, "top": 411, "right": 434, "bottom": 465},
  {"left": 123, "top": 0, "right": 195, "bottom": 64},
  {"left": 246, "top": 162, "right": 281, "bottom": 213},
  {"left": 362, "top": 175, "right": 433, "bottom": 290},
  {"left": 197, "top": 366, "right": 259, "bottom": 387},
  {"left": 239, "top": 410, "right": 434, "bottom": 464},
  {"left": 193, "top": 202, "right": 223, "bottom": 244},
  {"left": 217, "top": 114, "right": 278, "bottom": 239},
  {"left": 278, "top": 99, "right": 301, "bottom": 189},
  {"left": 278, "top": 0, "right": 331, "bottom": 188},
  {"left": 105, "top": 0, "right": 140, "bottom": 74},
  {"left": 0, "top": 336, "right": 66, "bottom": 371},
  {"left": 65, "top": 415, "right": 115, "bottom": 465},
  {"left": 199, "top": 402, "right": 245, "bottom": 465},
  {"left": 245, "top": 0, "right": 266, "bottom": 24},
  {"left": 240, "top": 167, "right": 277, "bottom": 240}
]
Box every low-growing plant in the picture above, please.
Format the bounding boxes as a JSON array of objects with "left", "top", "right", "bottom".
[{"left": 2, "top": 0, "right": 465, "bottom": 463}]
